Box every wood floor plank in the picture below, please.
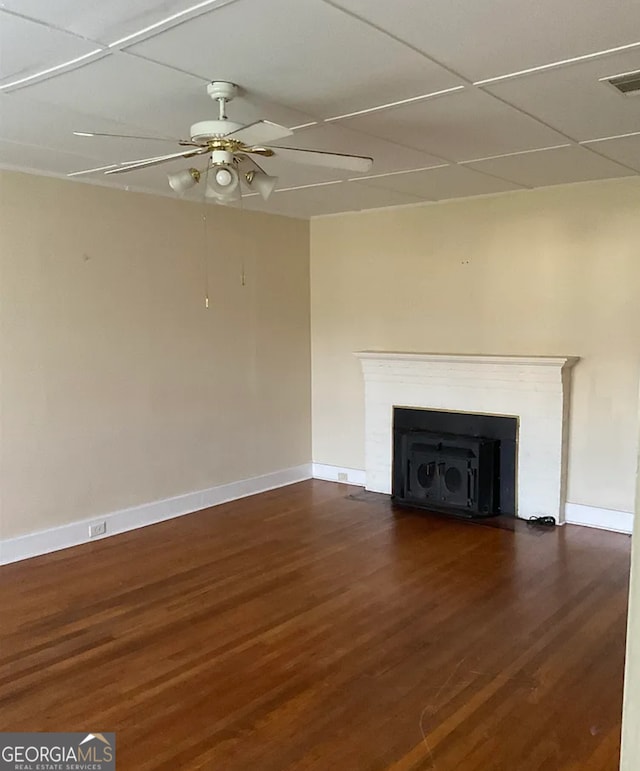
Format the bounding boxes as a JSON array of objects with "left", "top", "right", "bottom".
[{"left": 0, "top": 480, "right": 631, "bottom": 770}]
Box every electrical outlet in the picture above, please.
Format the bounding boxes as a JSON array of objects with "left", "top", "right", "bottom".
[
  {"left": 89, "top": 521, "right": 106, "bottom": 538},
  {"left": 337, "top": 472, "right": 348, "bottom": 482}
]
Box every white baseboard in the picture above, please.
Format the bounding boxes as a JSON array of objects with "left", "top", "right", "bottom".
[
  {"left": 565, "top": 502, "right": 634, "bottom": 534},
  {"left": 3, "top": 469, "right": 629, "bottom": 566},
  {"left": 311, "top": 469, "right": 634, "bottom": 535},
  {"left": 311, "top": 463, "right": 366, "bottom": 486},
  {"left": 0, "top": 464, "right": 312, "bottom": 566}
]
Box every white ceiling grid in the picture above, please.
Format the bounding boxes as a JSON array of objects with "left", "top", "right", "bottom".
[{"left": 0, "top": 0, "right": 639, "bottom": 217}]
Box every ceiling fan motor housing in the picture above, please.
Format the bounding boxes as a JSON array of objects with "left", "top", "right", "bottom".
[{"left": 190, "top": 119, "right": 243, "bottom": 141}]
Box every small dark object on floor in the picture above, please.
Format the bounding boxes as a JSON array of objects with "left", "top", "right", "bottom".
[
  {"left": 345, "top": 490, "right": 560, "bottom": 536},
  {"left": 528, "top": 515, "right": 557, "bottom": 527},
  {"left": 346, "top": 490, "right": 389, "bottom": 504}
]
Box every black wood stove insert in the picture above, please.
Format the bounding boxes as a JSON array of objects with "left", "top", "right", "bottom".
[{"left": 392, "top": 407, "right": 518, "bottom": 519}]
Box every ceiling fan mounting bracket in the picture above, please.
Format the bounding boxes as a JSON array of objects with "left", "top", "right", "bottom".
[
  {"left": 207, "top": 81, "right": 238, "bottom": 102},
  {"left": 207, "top": 81, "right": 238, "bottom": 119}
]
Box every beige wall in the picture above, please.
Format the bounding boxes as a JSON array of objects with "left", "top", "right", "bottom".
[
  {"left": 310, "top": 178, "right": 640, "bottom": 514},
  {"left": 2, "top": 171, "right": 639, "bottom": 542},
  {"left": 0, "top": 170, "right": 311, "bottom": 540}
]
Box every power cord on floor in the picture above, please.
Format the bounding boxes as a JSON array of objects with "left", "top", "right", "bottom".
[{"left": 528, "top": 515, "right": 557, "bottom": 527}]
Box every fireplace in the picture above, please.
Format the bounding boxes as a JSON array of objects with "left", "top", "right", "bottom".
[
  {"left": 355, "top": 352, "right": 578, "bottom": 522},
  {"left": 392, "top": 407, "right": 518, "bottom": 518}
]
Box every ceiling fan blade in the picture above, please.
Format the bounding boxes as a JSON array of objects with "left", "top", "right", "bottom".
[
  {"left": 223, "top": 120, "right": 293, "bottom": 146},
  {"left": 267, "top": 145, "right": 373, "bottom": 173},
  {"left": 67, "top": 163, "right": 119, "bottom": 178},
  {"left": 73, "top": 130, "right": 202, "bottom": 146},
  {"left": 104, "top": 147, "right": 209, "bottom": 175}
]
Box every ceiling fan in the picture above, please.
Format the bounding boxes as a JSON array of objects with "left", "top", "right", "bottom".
[{"left": 72, "top": 81, "right": 374, "bottom": 205}]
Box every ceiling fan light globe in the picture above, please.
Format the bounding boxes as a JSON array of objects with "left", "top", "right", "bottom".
[
  {"left": 207, "top": 163, "right": 239, "bottom": 199},
  {"left": 215, "top": 168, "right": 233, "bottom": 187},
  {"left": 246, "top": 170, "right": 278, "bottom": 201},
  {"left": 206, "top": 186, "right": 241, "bottom": 206},
  {"left": 167, "top": 167, "right": 200, "bottom": 194}
]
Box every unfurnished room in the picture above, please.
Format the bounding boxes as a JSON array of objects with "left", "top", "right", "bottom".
[{"left": 1, "top": 1, "right": 640, "bottom": 769}]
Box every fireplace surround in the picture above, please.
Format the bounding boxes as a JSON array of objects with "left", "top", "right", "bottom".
[{"left": 355, "top": 352, "right": 579, "bottom": 522}]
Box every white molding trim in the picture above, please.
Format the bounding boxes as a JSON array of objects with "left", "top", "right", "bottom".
[
  {"left": 565, "top": 503, "right": 634, "bottom": 534},
  {"left": 355, "top": 351, "right": 579, "bottom": 368},
  {"left": 312, "top": 463, "right": 366, "bottom": 486},
  {"left": 0, "top": 464, "right": 312, "bottom": 566}
]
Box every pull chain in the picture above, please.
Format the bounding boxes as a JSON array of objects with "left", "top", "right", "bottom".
[
  {"left": 202, "top": 167, "right": 211, "bottom": 308},
  {"left": 239, "top": 185, "right": 247, "bottom": 288},
  {"left": 202, "top": 211, "right": 211, "bottom": 308}
]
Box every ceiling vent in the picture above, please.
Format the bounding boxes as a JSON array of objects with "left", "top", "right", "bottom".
[{"left": 603, "top": 70, "right": 640, "bottom": 96}]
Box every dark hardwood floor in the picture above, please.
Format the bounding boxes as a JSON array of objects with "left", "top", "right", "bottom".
[{"left": 0, "top": 480, "right": 631, "bottom": 770}]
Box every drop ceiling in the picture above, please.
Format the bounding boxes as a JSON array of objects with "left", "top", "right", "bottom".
[{"left": 1, "top": 0, "right": 639, "bottom": 218}]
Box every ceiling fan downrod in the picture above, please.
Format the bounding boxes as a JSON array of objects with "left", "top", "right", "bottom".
[{"left": 206, "top": 81, "right": 238, "bottom": 122}]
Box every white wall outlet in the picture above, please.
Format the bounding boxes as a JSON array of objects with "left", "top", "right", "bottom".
[
  {"left": 337, "top": 472, "right": 348, "bottom": 482},
  {"left": 89, "top": 521, "right": 106, "bottom": 538}
]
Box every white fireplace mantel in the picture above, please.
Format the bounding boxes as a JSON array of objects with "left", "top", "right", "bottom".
[{"left": 355, "top": 351, "right": 579, "bottom": 522}]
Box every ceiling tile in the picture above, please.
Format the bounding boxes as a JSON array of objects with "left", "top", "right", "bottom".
[
  {"left": 0, "top": 11, "right": 100, "bottom": 85},
  {"left": 241, "top": 180, "right": 425, "bottom": 218},
  {"left": 341, "top": 89, "right": 567, "bottom": 161},
  {"left": 13, "top": 53, "right": 210, "bottom": 136},
  {"left": 487, "top": 49, "right": 640, "bottom": 141},
  {"left": 128, "top": 0, "right": 462, "bottom": 117},
  {"left": 329, "top": 0, "right": 640, "bottom": 82},
  {"left": 0, "top": 91, "right": 183, "bottom": 164},
  {"left": 464, "top": 145, "right": 635, "bottom": 187},
  {"left": 276, "top": 123, "right": 446, "bottom": 174},
  {"left": 0, "top": 138, "right": 110, "bottom": 175},
  {"left": 582, "top": 134, "right": 640, "bottom": 172},
  {"left": 359, "top": 164, "right": 523, "bottom": 201},
  {"left": 16, "top": 51, "right": 314, "bottom": 139},
  {"left": 2, "top": 0, "right": 638, "bottom": 218},
  {"left": 0, "top": 1, "right": 237, "bottom": 46},
  {"left": 253, "top": 156, "right": 348, "bottom": 186}
]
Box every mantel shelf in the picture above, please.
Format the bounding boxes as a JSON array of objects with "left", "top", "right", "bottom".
[{"left": 354, "top": 351, "right": 579, "bottom": 368}]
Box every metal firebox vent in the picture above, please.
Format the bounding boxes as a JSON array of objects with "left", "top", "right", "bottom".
[{"left": 603, "top": 70, "right": 640, "bottom": 96}]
